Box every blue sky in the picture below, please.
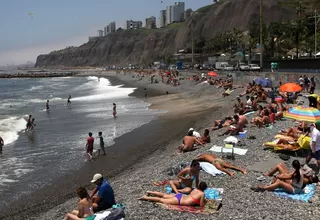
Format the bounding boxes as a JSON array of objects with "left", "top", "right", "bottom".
[{"left": 0, "top": 0, "right": 213, "bottom": 65}]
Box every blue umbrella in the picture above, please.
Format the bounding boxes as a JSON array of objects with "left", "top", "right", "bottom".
[{"left": 254, "top": 78, "right": 272, "bottom": 88}]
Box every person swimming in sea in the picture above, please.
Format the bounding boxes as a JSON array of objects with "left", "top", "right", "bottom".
[
  {"left": 113, "top": 103, "right": 117, "bottom": 118},
  {"left": 67, "top": 95, "right": 72, "bottom": 106}
]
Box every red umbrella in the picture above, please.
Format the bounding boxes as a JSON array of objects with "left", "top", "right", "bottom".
[
  {"left": 280, "top": 83, "right": 302, "bottom": 92},
  {"left": 208, "top": 71, "right": 218, "bottom": 77}
]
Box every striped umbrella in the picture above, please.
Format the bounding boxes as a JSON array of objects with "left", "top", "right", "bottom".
[{"left": 284, "top": 106, "right": 320, "bottom": 122}]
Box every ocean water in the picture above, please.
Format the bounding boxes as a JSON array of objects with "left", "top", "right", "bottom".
[{"left": 0, "top": 76, "right": 165, "bottom": 207}]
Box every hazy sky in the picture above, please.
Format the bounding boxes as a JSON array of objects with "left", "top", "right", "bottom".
[{"left": 0, "top": 0, "right": 213, "bottom": 65}]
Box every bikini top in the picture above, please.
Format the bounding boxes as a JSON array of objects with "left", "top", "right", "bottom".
[{"left": 185, "top": 174, "right": 196, "bottom": 181}]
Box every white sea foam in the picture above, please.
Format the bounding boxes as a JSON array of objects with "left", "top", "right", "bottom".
[
  {"left": 0, "top": 117, "right": 26, "bottom": 145},
  {"left": 28, "top": 85, "right": 43, "bottom": 91},
  {"left": 72, "top": 77, "right": 136, "bottom": 102}
]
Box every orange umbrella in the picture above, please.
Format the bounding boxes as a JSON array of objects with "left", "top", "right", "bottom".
[
  {"left": 280, "top": 83, "right": 302, "bottom": 92},
  {"left": 208, "top": 71, "right": 218, "bottom": 77}
]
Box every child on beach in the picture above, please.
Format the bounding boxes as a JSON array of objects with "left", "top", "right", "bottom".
[
  {"left": 86, "top": 132, "right": 94, "bottom": 161},
  {"left": 97, "top": 132, "right": 106, "bottom": 156}
]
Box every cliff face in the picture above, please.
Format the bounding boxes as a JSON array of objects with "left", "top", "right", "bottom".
[{"left": 35, "top": 0, "right": 296, "bottom": 67}]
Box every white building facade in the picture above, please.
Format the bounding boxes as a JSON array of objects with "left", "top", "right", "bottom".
[{"left": 159, "top": 10, "right": 167, "bottom": 28}]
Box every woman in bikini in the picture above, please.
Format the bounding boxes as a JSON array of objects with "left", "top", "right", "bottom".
[
  {"left": 112, "top": 103, "right": 117, "bottom": 118},
  {"left": 251, "top": 160, "right": 307, "bottom": 194},
  {"left": 196, "top": 153, "right": 246, "bottom": 176},
  {"left": 139, "top": 182, "right": 208, "bottom": 207},
  {"left": 65, "top": 187, "right": 95, "bottom": 220},
  {"left": 251, "top": 109, "right": 270, "bottom": 127},
  {"left": 169, "top": 160, "right": 200, "bottom": 194}
]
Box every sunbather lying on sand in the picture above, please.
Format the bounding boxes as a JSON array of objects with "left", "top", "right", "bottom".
[
  {"left": 211, "top": 116, "right": 233, "bottom": 131},
  {"left": 169, "top": 160, "right": 200, "bottom": 194},
  {"left": 177, "top": 130, "right": 205, "bottom": 153},
  {"left": 263, "top": 138, "right": 300, "bottom": 151},
  {"left": 251, "top": 160, "right": 309, "bottom": 194},
  {"left": 195, "top": 153, "right": 246, "bottom": 176},
  {"left": 139, "top": 182, "right": 208, "bottom": 207},
  {"left": 65, "top": 187, "right": 94, "bottom": 220},
  {"left": 263, "top": 162, "right": 319, "bottom": 186}
]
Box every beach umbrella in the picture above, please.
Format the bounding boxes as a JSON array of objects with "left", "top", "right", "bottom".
[
  {"left": 254, "top": 78, "right": 272, "bottom": 88},
  {"left": 284, "top": 106, "right": 320, "bottom": 122},
  {"left": 280, "top": 83, "right": 302, "bottom": 92},
  {"left": 208, "top": 71, "right": 218, "bottom": 77}
]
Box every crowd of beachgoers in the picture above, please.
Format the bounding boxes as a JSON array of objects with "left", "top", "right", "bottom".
[{"left": 51, "top": 70, "right": 320, "bottom": 220}]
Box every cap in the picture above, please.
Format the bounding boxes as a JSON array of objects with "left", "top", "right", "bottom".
[
  {"left": 316, "top": 121, "right": 320, "bottom": 127},
  {"left": 188, "top": 128, "right": 194, "bottom": 132},
  {"left": 91, "top": 173, "right": 103, "bottom": 183}
]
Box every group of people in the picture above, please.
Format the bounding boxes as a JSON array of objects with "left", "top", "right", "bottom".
[
  {"left": 25, "top": 115, "right": 36, "bottom": 131},
  {"left": 65, "top": 174, "right": 115, "bottom": 220},
  {"left": 86, "top": 132, "right": 106, "bottom": 160}
]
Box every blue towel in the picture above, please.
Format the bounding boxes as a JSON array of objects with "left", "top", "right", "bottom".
[
  {"left": 166, "top": 186, "right": 221, "bottom": 200},
  {"left": 274, "top": 184, "right": 315, "bottom": 202}
]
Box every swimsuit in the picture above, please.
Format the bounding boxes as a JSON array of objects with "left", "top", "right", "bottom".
[
  {"left": 175, "top": 193, "right": 183, "bottom": 205},
  {"left": 190, "top": 195, "right": 201, "bottom": 205},
  {"left": 212, "top": 158, "right": 225, "bottom": 166}
]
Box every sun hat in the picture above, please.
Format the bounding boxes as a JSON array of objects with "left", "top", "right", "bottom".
[
  {"left": 91, "top": 173, "right": 103, "bottom": 183},
  {"left": 188, "top": 128, "right": 194, "bottom": 132}
]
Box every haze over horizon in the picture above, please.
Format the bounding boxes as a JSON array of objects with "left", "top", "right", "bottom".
[{"left": 0, "top": 0, "right": 213, "bottom": 66}]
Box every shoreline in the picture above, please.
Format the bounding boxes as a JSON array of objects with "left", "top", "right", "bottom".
[{"left": 0, "top": 72, "right": 220, "bottom": 219}]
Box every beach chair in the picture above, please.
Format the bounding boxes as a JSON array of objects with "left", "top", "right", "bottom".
[{"left": 221, "top": 142, "right": 235, "bottom": 160}]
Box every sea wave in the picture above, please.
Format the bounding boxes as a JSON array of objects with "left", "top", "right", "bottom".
[
  {"left": 0, "top": 117, "right": 26, "bottom": 145},
  {"left": 28, "top": 85, "right": 43, "bottom": 91}
]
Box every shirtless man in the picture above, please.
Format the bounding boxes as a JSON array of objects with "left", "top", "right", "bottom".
[
  {"left": 67, "top": 95, "right": 72, "bottom": 106},
  {"left": 212, "top": 116, "right": 233, "bottom": 131},
  {"left": 0, "top": 136, "right": 4, "bottom": 154},
  {"left": 177, "top": 130, "right": 205, "bottom": 153},
  {"left": 46, "top": 100, "right": 50, "bottom": 111},
  {"left": 219, "top": 115, "right": 245, "bottom": 136},
  {"left": 195, "top": 153, "right": 246, "bottom": 176},
  {"left": 26, "top": 115, "right": 32, "bottom": 131}
]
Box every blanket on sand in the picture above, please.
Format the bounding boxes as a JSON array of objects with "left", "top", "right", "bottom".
[
  {"left": 274, "top": 184, "right": 315, "bottom": 202},
  {"left": 199, "top": 162, "right": 225, "bottom": 176},
  {"left": 157, "top": 200, "right": 220, "bottom": 214},
  {"left": 210, "top": 145, "right": 248, "bottom": 155},
  {"left": 166, "top": 187, "right": 223, "bottom": 200}
]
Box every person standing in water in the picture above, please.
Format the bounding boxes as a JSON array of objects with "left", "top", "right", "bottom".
[
  {"left": 30, "top": 118, "right": 36, "bottom": 131},
  {"left": 0, "top": 136, "right": 4, "bottom": 154},
  {"left": 46, "top": 100, "right": 50, "bottom": 111},
  {"left": 113, "top": 103, "right": 117, "bottom": 118},
  {"left": 67, "top": 95, "right": 72, "bottom": 106},
  {"left": 86, "top": 132, "right": 94, "bottom": 161},
  {"left": 97, "top": 132, "right": 106, "bottom": 156},
  {"left": 26, "top": 115, "right": 32, "bottom": 131},
  {"left": 144, "top": 88, "right": 148, "bottom": 100}
]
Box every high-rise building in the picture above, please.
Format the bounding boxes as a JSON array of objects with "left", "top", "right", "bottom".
[
  {"left": 159, "top": 10, "right": 167, "bottom": 28},
  {"left": 97, "top": 30, "right": 104, "bottom": 37},
  {"left": 166, "top": 2, "right": 185, "bottom": 24},
  {"left": 146, "top": 16, "right": 156, "bottom": 29},
  {"left": 104, "top": 22, "right": 116, "bottom": 36},
  {"left": 184, "top": 8, "right": 193, "bottom": 20},
  {"left": 126, "top": 20, "right": 143, "bottom": 30}
]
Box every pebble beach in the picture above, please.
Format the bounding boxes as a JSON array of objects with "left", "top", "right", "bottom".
[{"left": 5, "top": 70, "right": 320, "bottom": 220}]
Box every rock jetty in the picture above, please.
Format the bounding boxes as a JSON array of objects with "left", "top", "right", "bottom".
[{"left": 0, "top": 71, "right": 75, "bottom": 78}]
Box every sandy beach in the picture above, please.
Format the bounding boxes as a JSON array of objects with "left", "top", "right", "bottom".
[{"left": 3, "top": 70, "right": 320, "bottom": 220}]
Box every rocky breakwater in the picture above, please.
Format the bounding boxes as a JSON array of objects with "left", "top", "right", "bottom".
[
  {"left": 0, "top": 71, "right": 76, "bottom": 78},
  {"left": 35, "top": 0, "right": 296, "bottom": 68}
]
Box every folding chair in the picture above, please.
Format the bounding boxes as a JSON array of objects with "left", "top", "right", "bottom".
[{"left": 221, "top": 142, "right": 235, "bottom": 160}]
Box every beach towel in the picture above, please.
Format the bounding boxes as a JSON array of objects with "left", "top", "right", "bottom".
[
  {"left": 244, "top": 111, "right": 256, "bottom": 116},
  {"left": 274, "top": 184, "right": 315, "bottom": 202},
  {"left": 166, "top": 187, "right": 223, "bottom": 200},
  {"left": 199, "top": 162, "right": 225, "bottom": 177},
  {"left": 210, "top": 145, "right": 248, "bottom": 155},
  {"left": 157, "top": 200, "right": 220, "bottom": 214}
]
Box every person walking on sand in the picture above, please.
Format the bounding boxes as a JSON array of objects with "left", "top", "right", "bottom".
[
  {"left": 0, "top": 136, "right": 4, "bottom": 154},
  {"left": 67, "top": 95, "right": 72, "bottom": 106},
  {"left": 97, "top": 132, "right": 106, "bottom": 156},
  {"left": 112, "top": 103, "right": 117, "bottom": 118},
  {"left": 46, "top": 100, "right": 50, "bottom": 111},
  {"left": 86, "top": 132, "right": 94, "bottom": 161}
]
